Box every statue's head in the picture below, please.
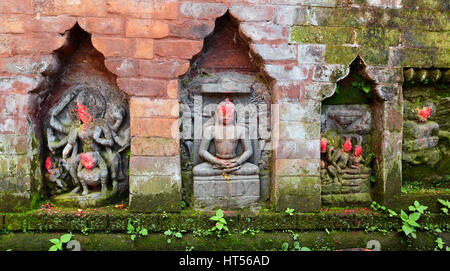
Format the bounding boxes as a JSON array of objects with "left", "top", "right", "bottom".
[
  {"left": 76, "top": 103, "right": 93, "bottom": 125},
  {"left": 216, "top": 98, "right": 235, "bottom": 125},
  {"left": 343, "top": 137, "right": 352, "bottom": 153}
]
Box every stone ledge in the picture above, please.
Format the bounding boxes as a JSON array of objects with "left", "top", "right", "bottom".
[
  {"left": 0, "top": 231, "right": 448, "bottom": 251},
  {"left": 0, "top": 207, "right": 448, "bottom": 233}
]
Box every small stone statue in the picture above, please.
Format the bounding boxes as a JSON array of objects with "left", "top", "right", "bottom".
[
  {"left": 193, "top": 98, "right": 259, "bottom": 176},
  {"left": 44, "top": 86, "right": 130, "bottom": 205}
]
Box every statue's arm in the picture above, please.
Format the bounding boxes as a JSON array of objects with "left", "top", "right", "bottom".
[
  {"left": 49, "top": 91, "right": 77, "bottom": 134},
  {"left": 198, "top": 128, "right": 220, "bottom": 165},
  {"left": 62, "top": 129, "right": 78, "bottom": 159},
  {"left": 93, "top": 126, "right": 114, "bottom": 147},
  {"left": 237, "top": 129, "right": 253, "bottom": 165}
]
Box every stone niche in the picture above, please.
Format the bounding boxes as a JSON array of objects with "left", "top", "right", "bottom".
[
  {"left": 320, "top": 58, "right": 375, "bottom": 206},
  {"left": 179, "top": 13, "right": 271, "bottom": 210},
  {"left": 402, "top": 68, "right": 450, "bottom": 189},
  {"left": 36, "top": 25, "right": 130, "bottom": 207}
]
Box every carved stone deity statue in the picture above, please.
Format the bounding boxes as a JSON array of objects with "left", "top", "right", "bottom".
[
  {"left": 44, "top": 86, "right": 130, "bottom": 207},
  {"left": 193, "top": 98, "right": 260, "bottom": 176},
  {"left": 320, "top": 135, "right": 372, "bottom": 206},
  {"left": 193, "top": 98, "right": 260, "bottom": 209}
]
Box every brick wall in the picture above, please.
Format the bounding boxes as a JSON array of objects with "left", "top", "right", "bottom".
[{"left": 0, "top": 0, "right": 448, "bottom": 212}]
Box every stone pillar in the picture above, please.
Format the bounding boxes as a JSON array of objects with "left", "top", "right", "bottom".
[{"left": 365, "top": 67, "right": 404, "bottom": 204}]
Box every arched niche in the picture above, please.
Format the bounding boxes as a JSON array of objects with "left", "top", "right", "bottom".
[
  {"left": 320, "top": 56, "right": 377, "bottom": 207},
  {"left": 31, "top": 24, "right": 130, "bottom": 207},
  {"left": 178, "top": 12, "right": 272, "bottom": 210}
]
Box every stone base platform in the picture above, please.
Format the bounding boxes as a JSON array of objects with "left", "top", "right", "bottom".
[
  {"left": 321, "top": 173, "right": 372, "bottom": 206},
  {"left": 193, "top": 175, "right": 260, "bottom": 209}
]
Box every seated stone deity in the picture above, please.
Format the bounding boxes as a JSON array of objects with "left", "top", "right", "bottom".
[{"left": 193, "top": 98, "right": 259, "bottom": 177}]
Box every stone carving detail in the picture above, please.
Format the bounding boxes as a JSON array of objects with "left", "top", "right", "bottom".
[
  {"left": 320, "top": 134, "right": 372, "bottom": 205},
  {"left": 180, "top": 72, "right": 271, "bottom": 208},
  {"left": 193, "top": 99, "right": 260, "bottom": 209},
  {"left": 44, "top": 85, "right": 130, "bottom": 206},
  {"left": 321, "top": 105, "right": 372, "bottom": 134}
]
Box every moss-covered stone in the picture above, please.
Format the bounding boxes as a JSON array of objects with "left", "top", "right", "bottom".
[
  {"left": 276, "top": 176, "right": 321, "bottom": 212},
  {"left": 290, "top": 26, "right": 353, "bottom": 44},
  {"left": 324, "top": 45, "right": 358, "bottom": 65}
]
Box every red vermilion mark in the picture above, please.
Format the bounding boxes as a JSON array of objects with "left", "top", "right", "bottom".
[
  {"left": 343, "top": 138, "right": 352, "bottom": 153},
  {"left": 76, "top": 103, "right": 93, "bottom": 130},
  {"left": 220, "top": 99, "right": 234, "bottom": 117},
  {"left": 418, "top": 106, "right": 432, "bottom": 121},
  {"left": 45, "top": 157, "right": 52, "bottom": 173},
  {"left": 80, "top": 153, "right": 95, "bottom": 171},
  {"left": 354, "top": 145, "right": 362, "bottom": 157},
  {"left": 320, "top": 138, "right": 327, "bottom": 154}
]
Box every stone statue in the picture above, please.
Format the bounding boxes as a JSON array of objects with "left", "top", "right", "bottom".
[
  {"left": 320, "top": 135, "right": 372, "bottom": 206},
  {"left": 44, "top": 86, "right": 130, "bottom": 206},
  {"left": 193, "top": 98, "right": 259, "bottom": 176},
  {"left": 193, "top": 98, "right": 260, "bottom": 209}
]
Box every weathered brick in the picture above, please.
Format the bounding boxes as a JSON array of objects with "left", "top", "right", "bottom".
[
  {"left": 7, "top": 35, "right": 66, "bottom": 55},
  {"left": 276, "top": 176, "right": 321, "bottom": 212},
  {"left": 130, "top": 156, "right": 180, "bottom": 176},
  {"left": 0, "top": 115, "right": 27, "bottom": 134},
  {"left": 130, "top": 118, "right": 178, "bottom": 138},
  {"left": 0, "top": 0, "right": 32, "bottom": 14},
  {"left": 131, "top": 137, "right": 179, "bottom": 156},
  {"left": 134, "top": 38, "right": 154, "bottom": 59},
  {"left": 265, "top": 64, "right": 310, "bottom": 81},
  {"left": 126, "top": 19, "right": 169, "bottom": 38},
  {"left": 274, "top": 139, "right": 320, "bottom": 159},
  {"left": 104, "top": 58, "right": 139, "bottom": 77},
  {"left": 180, "top": 2, "right": 227, "bottom": 19},
  {"left": 92, "top": 37, "right": 134, "bottom": 57},
  {"left": 279, "top": 121, "right": 320, "bottom": 140},
  {"left": 169, "top": 20, "right": 215, "bottom": 40},
  {"left": 0, "top": 75, "right": 40, "bottom": 94},
  {"left": 117, "top": 78, "right": 166, "bottom": 97},
  {"left": 0, "top": 93, "right": 28, "bottom": 116},
  {"left": 275, "top": 159, "right": 320, "bottom": 176},
  {"left": 33, "top": 0, "right": 107, "bottom": 17},
  {"left": 107, "top": 0, "right": 178, "bottom": 19},
  {"left": 279, "top": 100, "right": 320, "bottom": 123},
  {"left": 272, "top": 81, "right": 303, "bottom": 102},
  {"left": 324, "top": 45, "right": 358, "bottom": 65},
  {"left": 130, "top": 98, "right": 178, "bottom": 118},
  {"left": 240, "top": 22, "right": 287, "bottom": 41},
  {"left": 78, "top": 17, "right": 124, "bottom": 35},
  {"left": 251, "top": 43, "right": 297, "bottom": 61},
  {"left": 229, "top": 5, "right": 274, "bottom": 21},
  {"left": 139, "top": 60, "right": 189, "bottom": 79},
  {"left": 298, "top": 44, "right": 326, "bottom": 64},
  {"left": 29, "top": 16, "right": 77, "bottom": 33},
  {"left": 154, "top": 40, "right": 203, "bottom": 59},
  {"left": 312, "top": 64, "right": 349, "bottom": 82},
  {"left": 355, "top": 27, "right": 400, "bottom": 48},
  {"left": 290, "top": 26, "right": 354, "bottom": 44},
  {"left": 0, "top": 15, "right": 25, "bottom": 34},
  {"left": 0, "top": 54, "right": 59, "bottom": 75},
  {"left": 167, "top": 80, "right": 178, "bottom": 99}
]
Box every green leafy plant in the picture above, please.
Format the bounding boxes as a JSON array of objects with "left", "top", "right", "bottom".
[
  {"left": 352, "top": 74, "right": 371, "bottom": 93},
  {"left": 180, "top": 200, "right": 186, "bottom": 209},
  {"left": 408, "top": 200, "right": 428, "bottom": 214},
  {"left": 285, "top": 208, "right": 295, "bottom": 216},
  {"left": 127, "top": 218, "right": 148, "bottom": 241},
  {"left": 438, "top": 199, "right": 450, "bottom": 215},
  {"left": 209, "top": 209, "right": 229, "bottom": 237},
  {"left": 164, "top": 228, "right": 184, "bottom": 244},
  {"left": 400, "top": 209, "right": 421, "bottom": 239},
  {"left": 434, "top": 237, "right": 449, "bottom": 251},
  {"left": 49, "top": 233, "right": 73, "bottom": 251}
]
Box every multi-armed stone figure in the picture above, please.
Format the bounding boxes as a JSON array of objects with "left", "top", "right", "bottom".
[{"left": 45, "top": 86, "right": 130, "bottom": 204}]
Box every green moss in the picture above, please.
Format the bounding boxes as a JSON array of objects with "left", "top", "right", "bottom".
[{"left": 290, "top": 26, "right": 353, "bottom": 44}]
